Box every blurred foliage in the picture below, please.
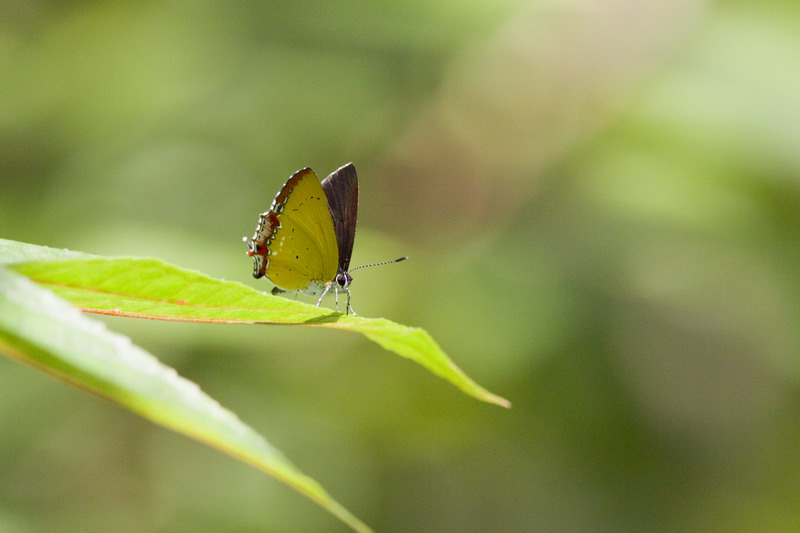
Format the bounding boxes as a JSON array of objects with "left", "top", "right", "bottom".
[{"left": 2, "top": 0, "right": 800, "bottom": 531}]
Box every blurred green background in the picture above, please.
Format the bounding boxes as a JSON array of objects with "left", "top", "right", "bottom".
[{"left": 2, "top": 0, "right": 800, "bottom": 531}]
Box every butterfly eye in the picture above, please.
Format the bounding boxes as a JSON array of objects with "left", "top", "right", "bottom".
[{"left": 336, "top": 272, "right": 352, "bottom": 288}]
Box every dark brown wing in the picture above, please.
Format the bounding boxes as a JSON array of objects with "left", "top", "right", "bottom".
[{"left": 320, "top": 162, "right": 359, "bottom": 273}]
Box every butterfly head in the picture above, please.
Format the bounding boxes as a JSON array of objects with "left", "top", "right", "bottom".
[
  {"left": 242, "top": 235, "right": 267, "bottom": 279},
  {"left": 336, "top": 270, "right": 353, "bottom": 289}
]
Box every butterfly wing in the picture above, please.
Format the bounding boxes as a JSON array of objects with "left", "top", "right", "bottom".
[
  {"left": 320, "top": 162, "right": 359, "bottom": 273},
  {"left": 248, "top": 168, "right": 339, "bottom": 291}
]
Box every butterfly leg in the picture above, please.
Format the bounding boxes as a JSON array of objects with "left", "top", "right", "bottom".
[
  {"left": 316, "top": 285, "right": 332, "bottom": 308},
  {"left": 344, "top": 288, "right": 357, "bottom": 316}
]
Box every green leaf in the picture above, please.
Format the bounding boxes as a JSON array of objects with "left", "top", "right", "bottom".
[
  {"left": 0, "top": 266, "right": 372, "bottom": 533},
  {"left": 2, "top": 239, "right": 510, "bottom": 407}
]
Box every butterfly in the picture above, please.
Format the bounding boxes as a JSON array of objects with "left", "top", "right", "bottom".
[{"left": 244, "top": 162, "right": 406, "bottom": 315}]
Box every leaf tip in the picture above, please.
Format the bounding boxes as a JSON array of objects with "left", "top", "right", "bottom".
[{"left": 487, "top": 394, "right": 512, "bottom": 409}]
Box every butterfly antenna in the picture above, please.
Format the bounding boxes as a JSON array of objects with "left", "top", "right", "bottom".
[{"left": 349, "top": 256, "right": 408, "bottom": 273}]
